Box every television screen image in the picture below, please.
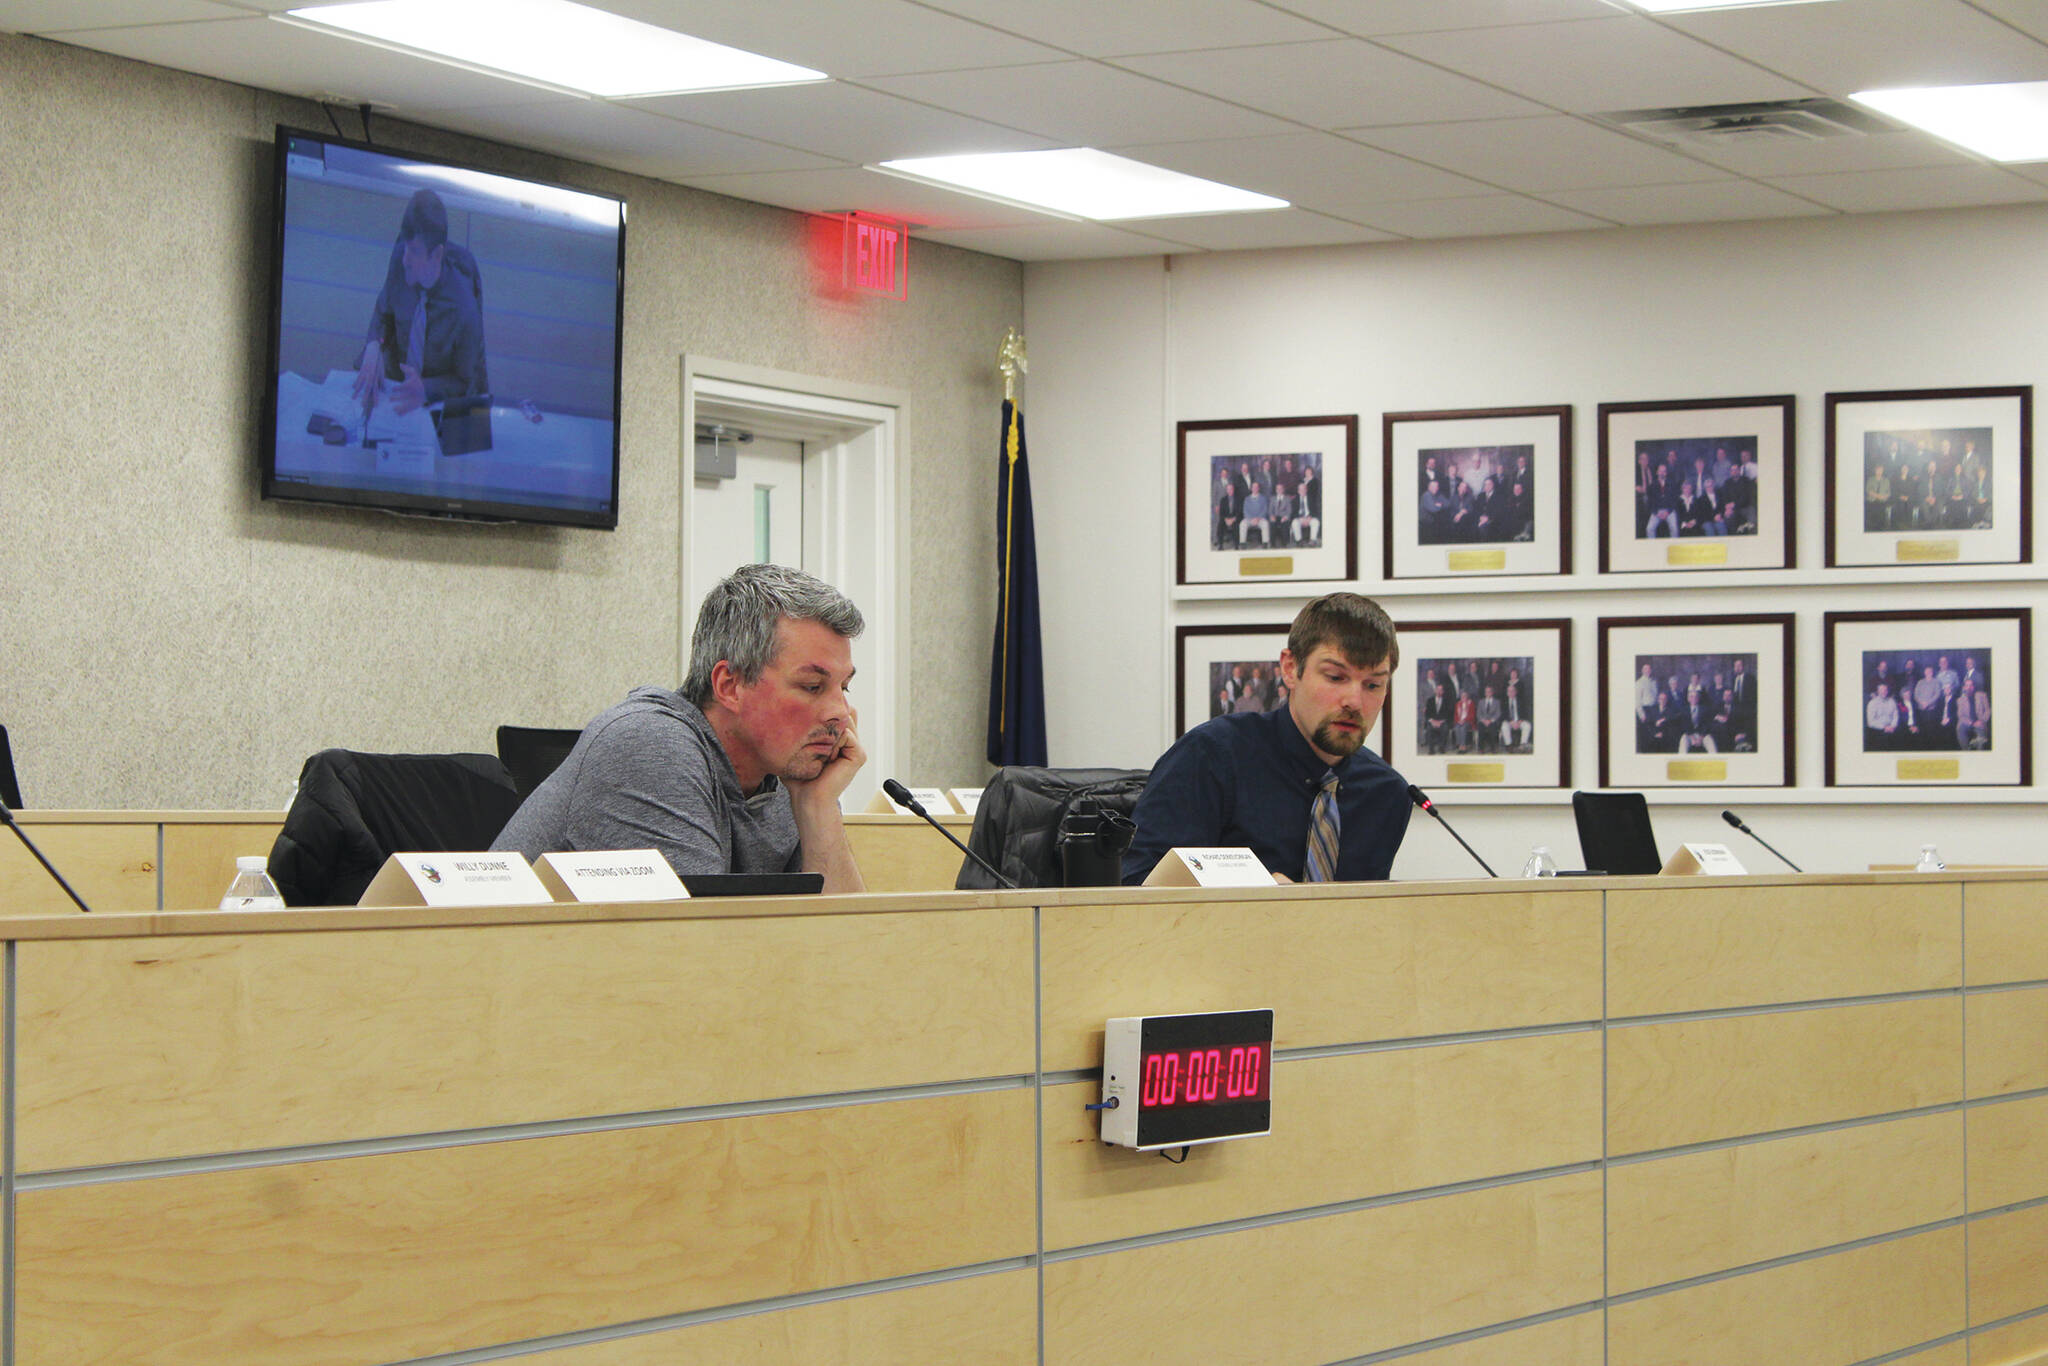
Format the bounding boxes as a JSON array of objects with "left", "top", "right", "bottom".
[{"left": 262, "top": 128, "right": 625, "bottom": 527}]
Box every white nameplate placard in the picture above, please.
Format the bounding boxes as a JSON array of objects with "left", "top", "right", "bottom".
[
  {"left": 1142, "top": 846, "right": 1274, "bottom": 888},
  {"left": 950, "top": 787, "right": 984, "bottom": 817},
  {"left": 1662, "top": 842, "right": 1748, "bottom": 877},
  {"left": 866, "top": 786, "right": 955, "bottom": 815},
  {"left": 533, "top": 850, "right": 689, "bottom": 903},
  {"left": 358, "top": 852, "right": 554, "bottom": 908}
]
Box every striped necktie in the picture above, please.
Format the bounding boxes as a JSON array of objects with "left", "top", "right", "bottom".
[{"left": 1304, "top": 771, "right": 1340, "bottom": 882}]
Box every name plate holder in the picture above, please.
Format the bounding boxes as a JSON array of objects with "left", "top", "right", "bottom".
[
  {"left": 866, "top": 786, "right": 955, "bottom": 815},
  {"left": 1661, "top": 842, "right": 1748, "bottom": 876},
  {"left": 1143, "top": 847, "right": 1273, "bottom": 888},
  {"left": 533, "top": 850, "right": 689, "bottom": 903},
  {"left": 358, "top": 852, "right": 554, "bottom": 908}
]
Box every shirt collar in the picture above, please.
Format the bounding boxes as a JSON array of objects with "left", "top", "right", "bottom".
[{"left": 1260, "top": 703, "right": 1348, "bottom": 786}]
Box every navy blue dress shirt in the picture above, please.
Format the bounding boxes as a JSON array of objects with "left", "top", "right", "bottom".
[{"left": 1121, "top": 706, "right": 1411, "bottom": 884}]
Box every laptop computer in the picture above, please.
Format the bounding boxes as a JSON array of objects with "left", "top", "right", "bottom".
[{"left": 1571, "top": 791, "right": 1662, "bottom": 876}]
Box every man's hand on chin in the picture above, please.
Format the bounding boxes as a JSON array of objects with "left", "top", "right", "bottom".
[{"left": 786, "top": 709, "right": 865, "bottom": 813}]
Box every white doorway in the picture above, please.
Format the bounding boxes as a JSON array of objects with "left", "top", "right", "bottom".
[
  {"left": 689, "top": 431, "right": 805, "bottom": 590},
  {"left": 679, "top": 357, "right": 905, "bottom": 811}
]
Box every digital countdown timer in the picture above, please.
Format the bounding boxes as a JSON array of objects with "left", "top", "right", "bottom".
[{"left": 1098, "top": 1008, "right": 1274, "bottom": 1151}]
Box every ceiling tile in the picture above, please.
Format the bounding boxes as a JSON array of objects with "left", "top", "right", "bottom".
[
  {"left": 1646, "top": 126, "right": 1979, "bottom": 179},
  {"left": 1350, "top": 194, "right": 1611, "bottom": 239},
  {"left": 864, "top": 60, "right": 1297, "bottom": 145},
  {"left": 581, "top": 0, "right": 1064, "bottom": 77},
  {"left": 913, "top": 219, "right": 1191, "bottom": 260},
  {"left": 1269, "top": 0, "right": 1626, "bottom": 36},
  {"left": 1378, "top": 14, "right": 1813, "bottom": 113},
  {"left": 913, "top": 0, "right": 1335, "bottom": 57},
  {"left": 629, "top": 81, "right": 1055, "bottom": 163},
  {"left": 1543, "top": 178, "right": 1834, "bottom": 226},
  {"left": 1109, "top": 132, "right": 1493, "bottom": 210},
  {"left": 1659, "top": 0, "right": 2048, "bottom": 96},
  {"left": 0, "top": 0, "right": 235, "bottom": 30},
  {"left": 1108, "top": 207, "right": 1395, "bottom": 251},
  {"left": 41, "top": 14, "right": 574, "bottom": 108},
  {"left": 677, "top": 164, "right": 1058, "bottom": 229},
  {"left": 1972, "top": 0, "right": 2048, "bottom": 44},
  {"left": 1760, "top": 163, "right": 2048, "bottom": 213},
  {"left": 1114, "top": 37, "right": 1544, "bottom": 127},
  {"left": 410, "top": 98, "right": 843, "bottom": 179},
  {"left": 1354, "top": 116, "right": 1727, "bottom": 193}
]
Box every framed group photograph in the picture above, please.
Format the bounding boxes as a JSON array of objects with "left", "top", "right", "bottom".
[
  {"left": 1598, "top": 395, "right": 1794, "bottom": 573},
  {"left": 1382, "top": 405, "right": 1570, "bottom": 580},
  {"left": 1383, "top": 619, "right": 1571, "bottom": 789},
  {"left": 1824, "top": 385, "right": 2032, "bottom": 568},
  {"left": 1824, "top": 608, "right": 2031, "bottom": 787},
  {"left": 1597, "top": 614, "right": 1794, "bottom": 788},
  {"left": 1178, "top": 415, "right": 1356, "bottom": 586},
  {"left": 1176, "top": 623, "right": 1292, "bottom": 737}
]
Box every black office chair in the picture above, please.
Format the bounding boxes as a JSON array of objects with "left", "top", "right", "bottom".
[
  {"left": 496, "top": 725, "right": 582, "bottom": 798},
  {"left": 0, "top": 724, "right": 21, "bottom": 809},
  {"left": 269, "top": 749, "right": 526, "bottom": 906},
  {"left": 956, "top": 766, "right": 1148, "bottom": 890}
]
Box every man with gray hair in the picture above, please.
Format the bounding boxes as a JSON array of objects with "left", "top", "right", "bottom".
[{"left": 493, "top": 564, "right": 867, "bottom": 892}]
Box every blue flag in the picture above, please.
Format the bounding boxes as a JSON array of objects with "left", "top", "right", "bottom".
[{"left": 987, "top": 398, "right": 1048, "bottom": 766}]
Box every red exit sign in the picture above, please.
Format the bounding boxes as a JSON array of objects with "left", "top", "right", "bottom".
[{"left": 843, "top": 213, "right": 908, "bottom": 300}]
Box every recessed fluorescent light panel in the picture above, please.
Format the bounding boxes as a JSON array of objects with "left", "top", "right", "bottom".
[
  {"left": 1852, "top": 82, "right": 2048, "bottom": 162},
  {"left": 281, "top": 0, "right": 827, "bottom": 98},
  {"left": 1623, "top": 0, "right": 1838, "bottom": 11},
  {"left": 874, "top": 149, "right": 1287, "bottom": 221}
]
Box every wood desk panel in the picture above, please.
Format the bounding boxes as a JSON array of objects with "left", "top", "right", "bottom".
[
  {"left": 16, "top": 907, "right": 1034, "bottom": 1169},
  {"left": 1966, "top": 985, "right": 2048, "bottom": 1099},
  {"left": 497, "top": 1270, "right": 1038, "bottom": 1366},
  {"left": 1971, "top": 1314, "right": 2048, "bottom": 1365},
  {"left": 1970, "top": 1201, "right": 2048, "bottom": 1326},
  {"left": 1040, "top": 888, "right": 1602, "bottom": 1071},
  {"left": 1400, "top": 1313, "right": 1604, "bottom": 1366},
  {"left": 1042, "top": 1171, "right": 1602, "bottom": 1366},
  {"left": 1969, "top": 1092, "right": 2048, "bottom": 1212},
  {"left": 15, "top": 1088, "right": 1036, "bottom": 1366},
  {"left": 0, "top": 824, "right": 155, "bottom": 915},
  {"left": 1605, "top": 1111, "right": 1961, "bottom": 1294},
  {"left": 160, "top": 820, "right": 282, "bottom": 912},
  {"left": 1965, "top": 879, "right": 2048, "bottom": 986},
  {"left": 1606, "top": 881, "right": 1959, "bottom": 1016},
  {"left": 1043, "top": 1029, "right": 1602, "bottom": 1249},
  {"left": 843, "top": 815, "right": 970, "bottom": 894},
  {"left": 1605, "top": 1226, "right": 1965, "bottom": 1366},
  {"left": 1607, "top": 996, "right": 1962, "bottom": 1156}
]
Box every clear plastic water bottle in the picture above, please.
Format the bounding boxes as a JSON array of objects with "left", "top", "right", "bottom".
[
  {"left": 220, "top": 855, "right": 286, "bottom": 910},
  {"left": 1521, "top": 844, "right": 1559, "bottom": 878},
  {"left": 1913, "top": 844, "right": 1946, "bottom": 873}
]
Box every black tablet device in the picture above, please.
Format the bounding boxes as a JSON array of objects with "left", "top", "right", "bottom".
[{"left": 1572, "top": 791, "right": 1662, "bottom": 876}]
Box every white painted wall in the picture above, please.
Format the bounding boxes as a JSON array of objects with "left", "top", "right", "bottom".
[{"left": 1024, "top": 205, "right": 2048, "bottom": 879}]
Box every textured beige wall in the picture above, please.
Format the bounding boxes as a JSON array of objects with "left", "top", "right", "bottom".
[{"left": 0, "top": 33, "right": 1019, "bottom": 809}]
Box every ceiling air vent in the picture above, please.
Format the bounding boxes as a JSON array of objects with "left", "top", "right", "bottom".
[{"left": 1595, "top": 98, "right": 1899, "bottom": 149}]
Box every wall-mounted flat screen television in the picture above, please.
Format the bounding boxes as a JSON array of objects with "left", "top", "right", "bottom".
[{"left": 261, "top": 127, "right": 625, "bottom": 528}]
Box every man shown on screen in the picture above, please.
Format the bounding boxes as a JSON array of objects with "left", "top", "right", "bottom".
[
  {"left": 351, "top": 188, "right": 488, "bottom": 417},
  {"left": 493, "top": 564, "right": 866, "bottom": 892},
  {"left": 1122, "top": 593, "right": 1410, "bottom": 883}
]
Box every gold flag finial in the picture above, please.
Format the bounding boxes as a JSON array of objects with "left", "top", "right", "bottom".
[{"left": 997, "top": 327, "right": 1028, "bottom": 403}]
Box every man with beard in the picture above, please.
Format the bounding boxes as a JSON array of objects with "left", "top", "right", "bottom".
[
  {"left": 1123, "top": 593, "right": 1410, "bottom": 883},
  {"left": 493, "top": 563, "right": 867, "bottom": 891}
]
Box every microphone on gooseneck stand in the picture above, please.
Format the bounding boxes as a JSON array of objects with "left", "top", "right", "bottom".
[
  {"left": 1407, "top": 784, "right": 1498, "bottom": 879},
  {"left": 0, "top": 797, "right": 93, "bottom": 913},
  {"left": 1721, "top": 809, "right": 1803, "bottom": 873},
  {"left": 883, "top": 778, "right": 1019, "bottom": 890}
]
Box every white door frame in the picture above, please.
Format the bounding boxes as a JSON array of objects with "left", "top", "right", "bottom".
[{"left": 680, "top": 356, "right": 905, "bottom": 808}]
